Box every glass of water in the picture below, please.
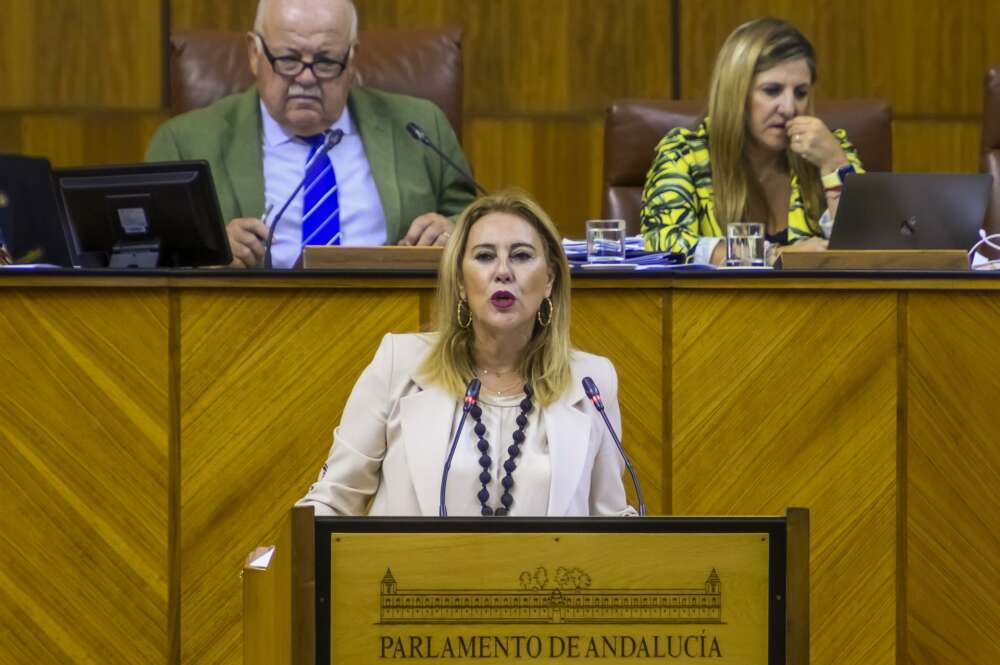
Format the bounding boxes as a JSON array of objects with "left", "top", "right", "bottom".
[
  {"left": 725, "top": 223, "right": 765, "bottom": 267},
  {"left": 586, "top": 219, "right": 627, "bottom": 263}
]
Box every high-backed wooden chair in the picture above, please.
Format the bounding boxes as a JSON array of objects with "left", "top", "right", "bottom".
[
  {"left": 602, "top": 99, "right": 893, "bottom": 233},
  {"left": 169, "top": 28, "right": 464, "bottom": 138}
]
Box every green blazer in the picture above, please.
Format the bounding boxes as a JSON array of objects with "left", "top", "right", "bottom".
[{"left": 145, "top": 86, "right": 476, "bottom": 244}]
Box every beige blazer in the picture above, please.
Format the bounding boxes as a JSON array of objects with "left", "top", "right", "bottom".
[{"left": 299, "top": 333, "right": 635, "bottom": 517}]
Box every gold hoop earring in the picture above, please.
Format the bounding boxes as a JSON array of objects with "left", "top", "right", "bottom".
[
  {"left": 457, "top": 299, "right": 472, "bottom": 329},
  {"left": 536, "top": 296, "right": 553, "bottom": 328}
]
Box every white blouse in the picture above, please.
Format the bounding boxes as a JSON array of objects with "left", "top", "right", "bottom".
[{"left": 442, "top": 392, "right": 551, "bottom": 516}]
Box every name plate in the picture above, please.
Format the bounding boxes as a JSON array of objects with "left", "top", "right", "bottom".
[
  {"left": 302, "top": 245, "right": 443, "bottom": 271},
  {"left": 329, "top": 532, "right": 772, "bottom": 663}
]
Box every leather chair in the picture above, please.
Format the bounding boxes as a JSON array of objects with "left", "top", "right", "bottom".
[
  {"left": 981, "top": 65, "right": 1000, "bottom": 239},
  {"left": 602, "top": 99, "right": 893, "bottom": 233},
  {"left": 169, "top": 28, "right": 464, "bottom": 138}
]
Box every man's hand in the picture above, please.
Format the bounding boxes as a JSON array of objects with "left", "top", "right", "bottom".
[
  {"left": 398, "top": 213, "right": 454, "bottom": 247},
  {"left": 226, "top": 217, "right": 268, "bottom": 268}
]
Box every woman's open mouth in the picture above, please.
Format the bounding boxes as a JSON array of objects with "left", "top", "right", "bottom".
[{"left": 490, "top": 291, "right": 516, "bottom": 310}]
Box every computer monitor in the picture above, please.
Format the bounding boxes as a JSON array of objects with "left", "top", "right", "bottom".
[
  {"left": 53, "top": 161, "right": 232, "bottom": 268},
  {"left": 0, "top": 153, "right": 77, "bottom": 267},
  {"left": 829, "top": 172, "right": 992, "bottom": 251}
]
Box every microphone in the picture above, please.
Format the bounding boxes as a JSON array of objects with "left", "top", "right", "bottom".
[
  {"left": 405, "top": 122, "right": 489, "bottom": 196},
  {"left": 263, "top": 129, "right": 345, "bottom": 269},
  {"left": 582, "top": 376, "right": 647, "bottom": 517},
  {"left": 439, "top": 378, "right": 482, "bottom": 517}
]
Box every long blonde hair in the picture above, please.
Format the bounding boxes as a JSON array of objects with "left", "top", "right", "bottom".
[
  {"left": 708, "top": 17, "right": 824, "bottom": 232},
  {"left": 418, "top": 191, "right": 572, "bottom": 406}
]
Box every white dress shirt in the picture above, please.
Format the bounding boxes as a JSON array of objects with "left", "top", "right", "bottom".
[
  {"left": 444, "top": 392, "right": 551, "bottom": 517},
  {"left": 261, "top": 102, "right": 387, "bottom": 269}
]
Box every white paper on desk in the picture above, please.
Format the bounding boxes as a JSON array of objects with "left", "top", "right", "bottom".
[
  {"left": 0, "top": 263, "right": 64, "bottom": 269},
  {"left": 248, "top": 546, "right": 275, "bottom": 570}
]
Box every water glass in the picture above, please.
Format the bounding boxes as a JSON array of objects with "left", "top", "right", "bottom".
[
  {"left": 725, "top": 223, "right": 765, "bottom": 267},
  {"left": 586, "top": 219, "right": 627, "bottom": 263}
]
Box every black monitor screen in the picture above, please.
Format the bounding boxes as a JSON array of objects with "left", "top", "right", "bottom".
[
  {"left": 54, "top": 161, "right": 231, "bottom": 268},
  {"left": 0, "top": 153, "right": 76, "bottom": 267}
]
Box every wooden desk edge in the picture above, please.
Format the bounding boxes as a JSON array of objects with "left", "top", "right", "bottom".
[{"left": 1, "top": 272, "right": 998, "bottom": 291}]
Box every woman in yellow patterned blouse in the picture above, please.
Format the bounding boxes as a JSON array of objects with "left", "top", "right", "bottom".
[{"left": 640, "top": 18, "right": 864, "bottom": 264}]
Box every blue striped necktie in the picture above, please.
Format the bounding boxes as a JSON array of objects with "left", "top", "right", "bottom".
[{"left": 300, "top": 133, "right": 341, "bottom": 247}]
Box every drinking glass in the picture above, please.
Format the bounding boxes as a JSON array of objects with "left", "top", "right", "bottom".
[
  {"left": 725, "top": 223, "right": 765, "bottom": 267},
  {"left": 586, "top": 219, "right": 627, "bottom": 263}
]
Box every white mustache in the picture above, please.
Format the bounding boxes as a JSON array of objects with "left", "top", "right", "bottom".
[{"left": 288, "top": 84, "right": 321, "bottom": 98}]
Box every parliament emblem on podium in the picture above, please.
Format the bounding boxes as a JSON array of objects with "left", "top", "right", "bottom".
[{"left": 378, "top": 566, "right": 723, "bottom": 625}]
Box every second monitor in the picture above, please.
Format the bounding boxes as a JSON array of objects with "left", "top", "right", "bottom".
[{"left": 54, "top": 161, "right": 232, "bottom": 268}]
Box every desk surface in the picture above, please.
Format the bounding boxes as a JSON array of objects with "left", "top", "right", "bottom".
[
  {"left": 2, "top": 267, "right": 1000, "bottom": 290},
  {"left": 2, "top": 269, "right": 998, "bottom": 665}
]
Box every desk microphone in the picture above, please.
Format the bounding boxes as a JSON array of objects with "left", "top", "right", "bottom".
[
  {"left": 439, "top": 378, "right": 482, "bottom": 517},
  {"left": 582, "top": 376, "right": 646, "bottom": 516},
  {"left": 405, "top": 122, "right": 488, "bottom": 196},
  {"left": 263, "top": 129, "right": 345, "bottom": 269}
]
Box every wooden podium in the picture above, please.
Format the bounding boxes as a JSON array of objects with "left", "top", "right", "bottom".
[{"left": 243, "top": 507, "right": 809, "bottom": 665}]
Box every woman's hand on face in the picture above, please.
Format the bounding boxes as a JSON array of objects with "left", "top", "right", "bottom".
[{"left": 786, "top": 116, "right": 849, "bottom": 174}]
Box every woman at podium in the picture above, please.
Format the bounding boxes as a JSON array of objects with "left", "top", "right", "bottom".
[
  {"left": 640, "top": 17, "right": 865, "bottom": 264},
  {"left": 299, "top": 192, "right": 635, "bottom": 517}
]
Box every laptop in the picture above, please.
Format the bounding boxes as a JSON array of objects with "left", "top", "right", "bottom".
[
  {"left": 0, "top": 154, "right": 77, "bottom": 266},
  {"left": 828, "top": 172, "right": 992, "bottom": 251}
]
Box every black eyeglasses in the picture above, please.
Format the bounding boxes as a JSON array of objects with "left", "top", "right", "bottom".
[{"left": 254, "top": 32, "right": 351, "bottom": 80}]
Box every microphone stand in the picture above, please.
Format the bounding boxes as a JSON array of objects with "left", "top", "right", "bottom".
[
  {"left": 439, "top": 378, "right": 482, "bottom": 517},
  {"left": 405, "top": 122, "right": 489, "bottom": 196},
  {"left": 582, "top": 377, "right": 647, "bottom": 516}
]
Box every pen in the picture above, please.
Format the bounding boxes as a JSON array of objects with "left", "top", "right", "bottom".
[{"left": 261, "top": 203, "right": 274, "bottom": 228}]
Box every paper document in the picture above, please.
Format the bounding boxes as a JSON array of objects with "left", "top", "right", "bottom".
[{"left": 248, "top": 546, "right": 275, "bottom": 570}]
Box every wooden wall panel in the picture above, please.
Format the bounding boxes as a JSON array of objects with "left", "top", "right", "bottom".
[
  {"left": 0, "top": 1, "right": 164, "bottom": 189},
  {"left": 877, "top": 0, "right": 1000, "bottom": 117},
  {"left": 571, "top": 289, "right": 667, "bottom": 515},
  {"left": 679, "top": 1, "right": 880, "bottom": 103},
  {"left": 893, "top": 120, "right": 982, "bottom": 173},
  {"left": 170, "top": 1, "right": 258, "bottom": 33},
  {"left": 671, "top": 290, "right": 899, "bottom": 665},
  {"left": 0, "top": 289, "right": 171, "bottom": 664},
  {"left": 0, "top": 112, "right": 166, "bottom": 167},
  {"left": 906, "top": 293, "right": 1000, "bottom": 664},
  {"left": 178, "top": 290, "right": 422, "bottom": 665},
  {"left": 679, "top": 0, "right": 996, "bottom": 116},
  {"left": 355, "top": 0, "right": 673, "bottom": 115},
  {"left": 0, "top": 0, "right": 162, "bottom": 110},
  {"left": 465, "top": 117, "right": 604, "bottom": 239},
  {"left": 0, "top": 116, "right": 21, "bottom": 155}
]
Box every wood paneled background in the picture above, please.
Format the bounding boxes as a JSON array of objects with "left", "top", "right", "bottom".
[{"left": 1, "top": 0, "right": 998, "bottom": 237}]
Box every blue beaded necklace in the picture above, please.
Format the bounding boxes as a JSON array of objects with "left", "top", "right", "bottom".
[{"left": 469, "top": 384, "right": 534, "bottom": 516}]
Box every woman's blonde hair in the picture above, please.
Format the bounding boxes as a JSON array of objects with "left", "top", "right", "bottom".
[
  {"left": 707, "top": 17, "right": 824, "bottom": 232},
  {"left": 418, "top": 191, "right": 572, "bottom": 406}
]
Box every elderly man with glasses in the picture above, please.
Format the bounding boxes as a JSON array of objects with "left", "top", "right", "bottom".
[{"left": 146, "top": 0, "right": 476, "bottom": 268}]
